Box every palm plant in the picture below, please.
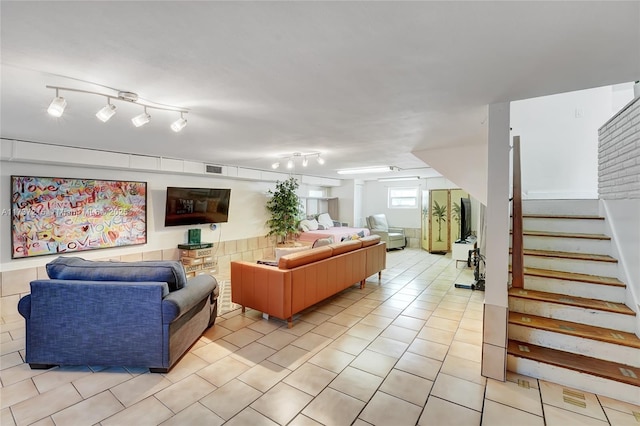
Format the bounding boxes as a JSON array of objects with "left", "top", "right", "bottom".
[
  {"left": 452, "top": 201, "right": 461, "bottom": 239},
  {"left": 432, "top": 200, "right": 447, "bottom": 242}
]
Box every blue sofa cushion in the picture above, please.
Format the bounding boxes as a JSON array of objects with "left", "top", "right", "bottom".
[{"left": 46, "top": 257, "right": 188, "bottom": 292}]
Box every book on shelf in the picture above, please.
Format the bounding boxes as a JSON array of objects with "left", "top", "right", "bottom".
[{"left": 177, "top": 243, "right": 213, "bottom": 250}]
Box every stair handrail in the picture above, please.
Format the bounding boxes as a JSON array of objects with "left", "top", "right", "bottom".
[{"left": 512, "top": 135, "right": 524, "bottom": 288}]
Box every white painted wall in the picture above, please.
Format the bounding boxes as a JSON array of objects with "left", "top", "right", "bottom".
[
  {"left": 484, "top": 102, "right": 511, "bottom": 308},
  {"left": 361, "top": 177, "right": 461, "bottom": 229},
  {"left": 1, "top": 160, "right": 280, "bottom": 271},
  {"left": 511, "top": 83, "right": 634, "bottom": 199},
  {"left": 412, "top": 144, "right": 488, "bottom": 205},
  {"left": 330, "top": 180, "right": 355, "bottom": 225}
]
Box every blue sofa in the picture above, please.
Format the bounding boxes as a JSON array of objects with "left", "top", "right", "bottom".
[{"left": 18, "top": 257, "right": 219, "bottom": 373}]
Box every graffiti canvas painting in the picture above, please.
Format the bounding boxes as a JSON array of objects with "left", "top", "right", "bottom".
[{"left": 11, "top": 176, "right": 147, "bottom": 258}]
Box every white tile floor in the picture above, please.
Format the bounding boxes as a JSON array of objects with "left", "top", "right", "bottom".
[{"left": 2, "top": 249, "right": 639, "bottom": 425}]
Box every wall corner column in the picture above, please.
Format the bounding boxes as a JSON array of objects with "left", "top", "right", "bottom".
[{"left": 482, "top": 102, "right": 511, "bottom": 381}]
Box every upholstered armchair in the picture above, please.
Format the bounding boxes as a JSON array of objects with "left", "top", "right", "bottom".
[{"left": 366, "top": 214, "right": 406, "bottom": 250}]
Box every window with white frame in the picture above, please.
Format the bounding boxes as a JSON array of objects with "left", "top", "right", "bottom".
[{"left": 388, "top": 187, "right": 418, "bottom": 208}]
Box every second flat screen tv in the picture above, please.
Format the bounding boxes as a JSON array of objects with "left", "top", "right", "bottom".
[{"left": 165, "top": 187, "right": 231, "bottom": 227}]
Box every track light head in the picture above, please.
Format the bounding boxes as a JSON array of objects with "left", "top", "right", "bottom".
[
  {"left": 271, "top": 162, "right": 280, "bottom": 169},
  {"left": 131, "top": 107, "right": 151, "bottom": 127},
  {"left": 96, "top": 100, "right": 117, "bottom": 122},
  {"left": 317, "top": 156, "right": 325, "bottom": 165},
  {"left": 47, "top": 90, "right": 67, "bottom": 117},
  {"left": 286, "top": 158, "right": 294, "bottom": 169},
  {"left": 302, "top": 157, "right": 309, "bottom": 167},
  {"left": 170, "top": 112, "right": 187, "bottom": 132}
]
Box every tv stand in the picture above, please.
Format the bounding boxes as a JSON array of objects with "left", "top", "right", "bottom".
[{"left": 452, "top": 238, "right": 477, "bottom": 268}]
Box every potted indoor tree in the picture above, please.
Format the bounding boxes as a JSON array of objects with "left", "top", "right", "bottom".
[{"left": 266, "top": 176, "right": 303, "bottom": 245}]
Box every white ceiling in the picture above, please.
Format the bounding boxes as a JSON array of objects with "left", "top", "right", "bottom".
[{"left": 1, "top": 1, "right": 638, "bottom": 180}]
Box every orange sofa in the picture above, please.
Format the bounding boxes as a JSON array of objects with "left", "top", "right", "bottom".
[{"left": 231, "top": 235, "right": 386, "bottom": 327}]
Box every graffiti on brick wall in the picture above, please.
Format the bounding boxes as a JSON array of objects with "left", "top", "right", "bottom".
[{"left": 10, "top": 176, "right": 147, "bottom": 258}]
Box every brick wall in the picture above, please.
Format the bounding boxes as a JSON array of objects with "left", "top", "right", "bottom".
[{"left": 598, "top": 96, "right": 640, "bottom": 199}]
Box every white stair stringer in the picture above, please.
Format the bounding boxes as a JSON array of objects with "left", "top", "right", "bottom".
[
  {"left": 522, "top": 217, "right": 605, "bottom": 234},
  {"left": 507, "top": 355, "right": 640, "bottom": 406},
  {"left": 508, "top": 298, "right": 635, "bottom": 333},
  {"left": 523, "top": 275, "right": 626, "bottom": 303},
  {"left": 508, "top": 324, "right": 640, "bottom": 368}
]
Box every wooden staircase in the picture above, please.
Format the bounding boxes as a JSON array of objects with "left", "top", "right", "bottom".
[{"left": 507, "top": 200, "right": 640, "bottom": 405}]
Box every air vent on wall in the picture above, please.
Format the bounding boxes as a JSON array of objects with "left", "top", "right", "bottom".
[{"left": 205, "top": 164, "right": 223, "bottom": 174}]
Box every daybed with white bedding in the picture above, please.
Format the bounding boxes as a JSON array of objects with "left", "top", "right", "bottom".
[{"left": 298, "top": 213, "right": 370, "bottom": 244}]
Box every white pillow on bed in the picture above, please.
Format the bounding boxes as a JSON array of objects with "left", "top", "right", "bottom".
[
  {"left": 317, "top": 213, "right": 333, "bottom": 229},
  {"left": 300, "top": 219, "right": 319, "bottom": 232}
]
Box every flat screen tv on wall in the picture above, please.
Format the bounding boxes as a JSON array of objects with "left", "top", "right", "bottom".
[
  {"left": 165, "top": 187, "right": 231, "bottom": 227},
  {"left": 11, "top": 176, "right": 147, "bottom": 259}
]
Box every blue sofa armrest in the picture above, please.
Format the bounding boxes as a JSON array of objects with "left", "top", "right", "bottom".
[{"left": 162, "top": 274, "right": 218, "bottom": 324}]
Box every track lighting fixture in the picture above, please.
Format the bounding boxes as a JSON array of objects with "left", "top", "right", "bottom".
[
  {"left": 270, "top": 152, "right": 325, "bottom": 170},
  {"left": 131, "top": 107, "right": 151, "bottom": 127},
  {"left": 47, "top": 89, "right": 67, "bottom": 117},
  {"left": 45, "top": 85, "right": 189, "bottom": 132},
  {"left": 96, "top": 99, "right": 117, "bottom": 122},
  {"left": 171, "top": 112, "right": 187, "bottom": 132}
]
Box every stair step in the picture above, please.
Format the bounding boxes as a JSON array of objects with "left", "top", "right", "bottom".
[
  {"left": 519, "top": 267, "right": 625, "bottom": 287},
  {"left": 508, "top": 339, "right": 640, "bottom": 388},
  {"left": 514, "top": 249, "right": 618, "bottom": 277},
  {"left": 510, "top": 267, "right": 627, "bottom": 303},
  {"left": 519, "top": 215, "right": 606, "bottom": 234},
  {"left": 522, "top": 199, "right": 600, "bottom": 216},
  {"left": 508, "top": 288, "right": 635, "bottom": 316},
  {"left": 508, "top": 312, "right": 640, "bottom": 349},
  {"left": 522, "top": 214, "right": 604, "bottom": 221},
  {"left": 521, "top": 230, "right": 610, "bottom": 240},
  {"left": 518, "top": 249, "right": 617, "bottom": 263}
]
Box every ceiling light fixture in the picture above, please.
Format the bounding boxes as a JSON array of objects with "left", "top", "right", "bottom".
[
  {"left": 96, "top": 99, "right": 117, "bottom": 122},
  {"left": 378, "top": 176, "right": 421, "bottom": 182},
  {"left": 271, "top": 152, "right": 324, "bottom": 170},
  {"left": 45, "top": 85, "right": 189, "bottom": 131},
  {"left": 47, "top": 88, "right": 67, "bottom": 117},
  {"left": 170, "top": 112, "right": 187, "bottom": 132},
  {"left": 337, "top": 166, "right": 395, "bottom": 175},
  {"left": 131, "top": 107, "right": 151, "bottom": 127}
]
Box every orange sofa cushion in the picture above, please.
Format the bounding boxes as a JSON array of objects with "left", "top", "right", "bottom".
[
  {"left": 328, "top": 239, "right": 362, "bottom": 255},
  {"left": 278, "top": 246, "right": 332, "bottom": 269},
  {"left": 360, "top": 235, "right": 381, "bottom": 247}
]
